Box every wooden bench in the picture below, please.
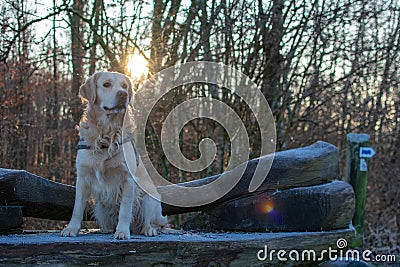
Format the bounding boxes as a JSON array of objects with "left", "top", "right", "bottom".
[{"left": 0, "top": 141, "right": 356, "bottom": 266}]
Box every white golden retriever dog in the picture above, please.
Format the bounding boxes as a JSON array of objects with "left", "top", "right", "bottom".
[{"left": 61, "top": 71, "right": 167, "bottom": 239}]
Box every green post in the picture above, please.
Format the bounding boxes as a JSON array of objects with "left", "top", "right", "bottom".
[{"left": 345, "top": 133, "right": 372, "bottom": 248}]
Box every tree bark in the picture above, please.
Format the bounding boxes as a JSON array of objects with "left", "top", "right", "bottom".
[{"left": 70, "top": 0, "right": 85, "bottom": 121}]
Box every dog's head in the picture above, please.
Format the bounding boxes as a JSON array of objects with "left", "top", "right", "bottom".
[{"left": 79, "top": 72, "right": 133, "bottom": 115}]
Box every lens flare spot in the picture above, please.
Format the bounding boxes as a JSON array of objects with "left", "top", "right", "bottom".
[{"left": 257, "top": 199, "right": 274, "bottom": 214}]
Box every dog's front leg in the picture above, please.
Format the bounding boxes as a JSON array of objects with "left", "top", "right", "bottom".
[
  {"left": 61, "top": 177, "right": 89, "bottom": 237},
  {"left": 114, "top": 179, "right": 134, "bottom": 239}
]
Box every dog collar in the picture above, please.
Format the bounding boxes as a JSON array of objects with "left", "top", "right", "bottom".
[
  {"left": 77, "top": 138, "right": 139, "bottom": 166},
  {"left": 77, "top": 139, "right": 94, "bottom": 150},
  {"left": 77, "top": 138, "right": 133, "bottom": 150}
]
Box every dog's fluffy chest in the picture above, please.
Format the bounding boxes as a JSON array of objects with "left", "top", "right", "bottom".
[
  {"left": 76, "top": 149, "right": 132, "bottom": 204},
  {"left": 78, "top": 148, "right": 125, "bottom": 170}
]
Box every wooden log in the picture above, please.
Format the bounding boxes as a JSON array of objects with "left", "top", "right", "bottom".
[
  {"left": 183, "top": 181, "right": 355, "bottom": 232},
  {"left": 0, "top": 141, "right": 338, "bottom": 220},
  {"left": 0, "top": 229, "right": 354, "bottom": 266},
  {"left": 0, "top": 206, "right": 23, "bottom": 234},
  {"left": 345, "top": 133, "right": 370, "bottom": 248},
  {"left": 0, "top": 168, "right": 75, "bottom": 220},
  {"left": 162, "top": 141, "right": 339, "bottom": 215}
]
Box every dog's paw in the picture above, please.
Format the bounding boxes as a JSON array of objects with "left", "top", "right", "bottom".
[
  {"left": 61, "top": 227, "right": 79, "bottom": 237},
  {"left": 141, "top": 225, "right": 158, "bottom": 236},
  {"left": 114, "top": 229, "right": 130, "bottom": 240}
]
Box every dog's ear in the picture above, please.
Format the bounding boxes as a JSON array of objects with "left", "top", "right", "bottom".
[
  {"left": 124, "top": 75, "right": 134, "bottom": 102},
  {"left": 79, "top": 73, "right": 99, "bottom": 104}
]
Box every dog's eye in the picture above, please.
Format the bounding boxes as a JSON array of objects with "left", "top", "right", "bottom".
[
  {"left": 103, "top": 82, "right": 111, "bottom": 88},
  {"left": 121, "top": 83, "right": 127, "bottom": 89}
]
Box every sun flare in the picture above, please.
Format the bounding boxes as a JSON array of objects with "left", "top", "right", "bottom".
[
  {"left": 257, "top": 199, "right": 274, "bottom": 214},
  {"left": 127, "top": 53, "right": 149, "bottom": 79}
]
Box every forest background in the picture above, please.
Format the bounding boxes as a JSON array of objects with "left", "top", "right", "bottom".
[{"left": 0, "top": 0, "right": 398, "bottom": 255}]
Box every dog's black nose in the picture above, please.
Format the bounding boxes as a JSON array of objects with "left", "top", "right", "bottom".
[{"left": 117, "top": 90, "right": 128, "bottom": 103}]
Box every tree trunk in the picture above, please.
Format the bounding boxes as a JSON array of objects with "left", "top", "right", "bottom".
[{"left": 70, "top": 0, "right": 85, "bottom": 121}]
